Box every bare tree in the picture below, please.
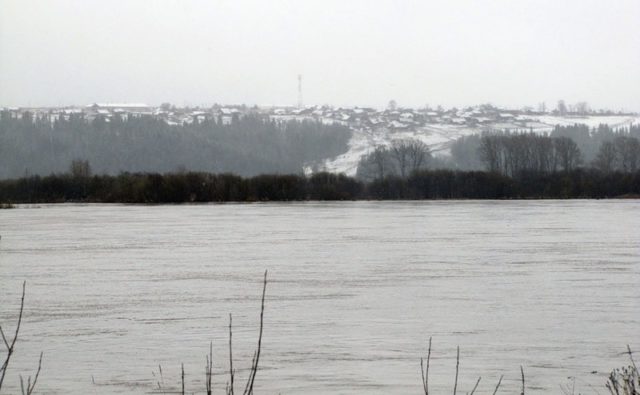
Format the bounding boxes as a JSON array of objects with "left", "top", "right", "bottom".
[
  {"left": 503, "top": 134, "right": 533, "bottom": 176},
  {"left": 479, "top": 134, "right": 504, "bottom": 173},
  {"left": 357, "top": 141, "right": 430, "bottom": 180},
  {"left": 557, "top": 100, "right": 567, "bottom": 116},
  {"left": 391, "top": 140, "right": 412, "bottom": 177},
  {"left": 356, "top": 147, "right": 390, "bottom": 180},
  {"left": 406, "top": 140, "right": 431, "bottom": 174},
  {"left": 538, "top": 102, "right": 546, "bottom": 113},
  {"left": 594, "top": 141, "right": 617, "bottom": 173},
  {"left": 371, "top": 147, "right": 390, "bottom": 179},
  {"left": 575, "top": 101, "right": 590, "bottom": 115},
  {"left": 554, "top": 137, "right": 582, "bottom": 172},
  {"left": 69, "top": 159, "right": 91, "bottom": 178},
  {"left": 614, "top": 136, "right": 640, "bottom": 172},
  {"left": 450, "top": 135, "right": 483, "bottom": 170},
  {"left": 531, "top": 134, "right": 555, "bottom": 173}
]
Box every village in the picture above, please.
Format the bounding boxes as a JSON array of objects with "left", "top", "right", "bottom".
[{"left": 1, "top": 102, "right": 633, "bottom": 133}]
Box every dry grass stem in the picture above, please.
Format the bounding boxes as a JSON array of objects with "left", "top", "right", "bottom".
[
  {"left": 152, "top": 271, "right": 268, "bottom": 395},
  {"left": 492, "top": 375, "right": 504, "bottom": 395},
  {"left": 181, "top": 363, "right": 185, "bottom": 395},
  {"left": 242, "top": 270, "right": 267, "bottom": 395},
  {"left": 420, "top": 337, "right": 432, "bottom": 395},
  {"left": 469, "top": 376, "right": 481, "bottom": 395},
  {"left": 453, "top": 346, "right": 460, "bottom": 395},
  {"left": 606, "top": 345, "right": 638, "bottom": 395},
  {"left": 0, "top": 282, "right": 44, "bottom": 395},
  {"left": 206, "top": 341, "right": 213, "bottom": 395},
  {"left": 228, "top": 313, "right": 235, "bottom": 395},
  {"left": 0, "top": 281, "right": 26, "bottom": 390}
]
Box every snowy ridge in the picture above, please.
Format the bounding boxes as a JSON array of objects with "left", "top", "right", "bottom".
[{"left": 312, "top": 115, "right": 640, "bottom": 176}]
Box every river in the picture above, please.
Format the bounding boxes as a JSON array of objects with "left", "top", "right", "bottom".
[{"left": 1, "top": 201, "right": 639, "bottom": 394}]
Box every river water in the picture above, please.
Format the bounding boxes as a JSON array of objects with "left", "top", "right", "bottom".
[{"left": 1, "top": 201, "right": 639, "bottom": 394}]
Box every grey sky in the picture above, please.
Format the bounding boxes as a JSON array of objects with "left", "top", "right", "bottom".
[{"left": 1, "top": 0, "right": 639, "bottom": 110}]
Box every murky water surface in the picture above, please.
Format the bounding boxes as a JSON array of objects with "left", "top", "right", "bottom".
[{"left": 1, "top": 201, "right": 639, "bottom": 394}]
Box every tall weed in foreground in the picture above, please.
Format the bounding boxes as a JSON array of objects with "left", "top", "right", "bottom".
[
  {"left": 0, "top": 282, "right": 43, "bottom": 395},
  {"left": 606, "top": 345, "right": 639, "bottom": 395},
  {"left": 152, "top": 271, "right": 267, "bottom": 395}
]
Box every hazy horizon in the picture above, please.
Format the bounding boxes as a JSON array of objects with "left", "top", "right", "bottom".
[{"left": 1, "top": 0, "right": 639, "bottom": 111}]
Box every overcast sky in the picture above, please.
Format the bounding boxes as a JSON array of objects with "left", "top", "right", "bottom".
[{"left": 1, "top": 0, "right": 639, "bottom": 110}]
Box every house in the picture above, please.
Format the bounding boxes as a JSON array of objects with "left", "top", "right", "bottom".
[
  {"left": 87, "top": 103, "right": 151, "bottom": 113},
  {"left": 389, "top": 120, "right": 409, "bottom": 130},
  {"left": 399, "top": 112, "right": 414, "bottom": 123}
]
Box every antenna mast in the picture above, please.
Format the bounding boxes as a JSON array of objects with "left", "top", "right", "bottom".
[{"left": 297, "top": 74, "right": 303, "bottom": 109}]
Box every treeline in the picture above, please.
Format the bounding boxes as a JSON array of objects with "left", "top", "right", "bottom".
[
  {"left": 449, "top": 124, "right": 640, "bottom": 173},
  {"left": 1, "top": 169, "right": 639, "bottom": 203},
  {"left": 0, "top": 112, "right": 352, "bottom": 178}
]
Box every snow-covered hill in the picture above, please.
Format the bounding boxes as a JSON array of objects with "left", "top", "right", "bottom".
[{"left": 311, "top": 115, "right": 640, "bottom": 176}]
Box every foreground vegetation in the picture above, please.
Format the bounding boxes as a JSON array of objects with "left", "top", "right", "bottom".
[
  {"left": 1, "top": 279, "right": 638, "bottom": 395},
  {"left": 0, "top": 167, "right": 639, "bottom": 203},
  {"left": 0, "top": 282, "right": 42, "bottom": 395}
]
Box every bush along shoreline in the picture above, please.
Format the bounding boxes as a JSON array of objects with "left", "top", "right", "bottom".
[{"left": 0, "top": 168, "right": 639, "bottom": 203}]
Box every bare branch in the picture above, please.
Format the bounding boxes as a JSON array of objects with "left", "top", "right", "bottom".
[
  {"left": 453, "top": 346, "right": 460, "bottom": 395},
  {"left": 469, "top": 376, "right": 481, "bottom": 395},
  {"left": 181, "top": 363, "right": 185, "bottom": 395},
  {"left": 627, "top": 345, "right": 637, "bottom": 372},
  {"left": 206, "top": 342, "right": 213, "bottom": 395},
  {"left": 24, "top": 352, "right": 43, "bottom": 395},
  {"left": 420, "top": 337, "right": 432, "bottom": 395},
  {"left": 229, "top": 313, "right": 235, "bottom": 395},
  {"left": 244, "top": 270, "right": 267, "bottom": 395},
  {"left": 243, "top": 352, "right": 257, "bottom": 395},
  {"left": 420, "top": 358, "right": 426, "bottom": 395},
  {"left": 426, "top": 337, "right": 431, "bottom": 394},
  {"left": 0, "top": 326, "right": 9, "bottom": 350},
  {"left": 492, "top": 375, "right": 504, "bottom": 395},
  {"left": 0, "top": 281, "right": 26, "bottom": 390}
]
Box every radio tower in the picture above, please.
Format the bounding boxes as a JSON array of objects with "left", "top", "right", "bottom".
[{"left": 297, "top": 74, "right": 303, "bottom": 109}]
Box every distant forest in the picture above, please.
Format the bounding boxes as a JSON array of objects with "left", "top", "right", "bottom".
[
  {"left": 0, "top": 112, "right": 351, "bottom": 179},
  {"left": 355, "top": 124, "right": 640, "bottom": 179},
  {"left": 448, "top": 124, "right": 640, "bottom": 173}
]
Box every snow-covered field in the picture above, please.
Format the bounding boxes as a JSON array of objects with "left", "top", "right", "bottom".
[{"left": 314, "top": 115, "right": 640, "bottom": 176}]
